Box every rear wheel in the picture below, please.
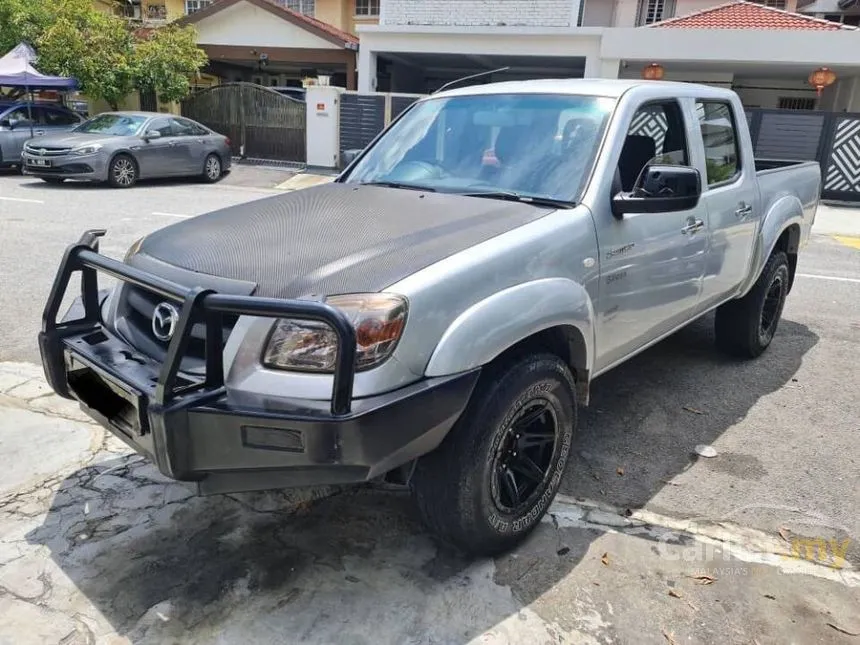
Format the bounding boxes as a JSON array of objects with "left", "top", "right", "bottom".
[
  {"left": 108, "top": 154, "right": 137, "bottom": 188},
  {"left": 201, "top": 153, "right": 222, "bottom": 183},
  {"left": 715, "top": 251, "right": 790, "bottom": 358},
  {"left": 410, "top": 353, "right": 577, "bottom": 556}
]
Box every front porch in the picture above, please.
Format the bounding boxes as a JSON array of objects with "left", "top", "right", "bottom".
[{"left": 177, "top": 0, "right": 359, "bottom": 89}]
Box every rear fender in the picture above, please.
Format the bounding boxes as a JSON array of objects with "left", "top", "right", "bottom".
[
  {"left": 424, "top": 277, "right": 595, "bottom": 382},
  {"left": 739, "top": 194, "right": 803, "bottom": 297}
]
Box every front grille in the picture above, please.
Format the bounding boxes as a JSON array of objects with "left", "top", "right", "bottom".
[
  {"left": 121, "top": 286, "right": 238, "bottom": 369},
  {"left": 24, "top": 144, "right": 73, "bottom": 156}
]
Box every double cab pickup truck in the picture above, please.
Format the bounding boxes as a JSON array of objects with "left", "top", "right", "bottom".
[{"left": 39, "top": 79, "right": 820, "bottom": 556}]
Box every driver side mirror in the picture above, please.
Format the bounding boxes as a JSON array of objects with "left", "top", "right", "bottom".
[
  {"left": 611, "top": 164, "right": 701, "bottom": 218},
  {"left": 340, "top": 147, "right": 364, "bottom": 169},
  {"left": 6, "top": 118, "right": 32, "bottom": 130},
  {"left": 143, "top": 130, "right": 162, "bottom": 141},
  {"left": 0, "top": 119, "right": 10, "bottom": 129}
]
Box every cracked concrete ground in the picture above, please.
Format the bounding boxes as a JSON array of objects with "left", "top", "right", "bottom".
[{"left": 0, "top": 361, "right": 858, "bottom": 645}]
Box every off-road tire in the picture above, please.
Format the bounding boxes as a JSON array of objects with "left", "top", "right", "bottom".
[
  {"left": 201, "top": 153, "right": 222, "bottom": 183},
  {"left": 108, "top": 153, "right": 138, "bottom": 188},
  {"left": 715, "top": 251, "right": 790, "bottom": 358},
  {"left": 410, "top": 353, "right": 577, "bottom": 556}
]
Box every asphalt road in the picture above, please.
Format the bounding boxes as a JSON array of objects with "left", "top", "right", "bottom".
[
  {"left": 0, "top": 168, "right": 284, "bottom": 362},
  {"left": 1, "top": 172, "right": 859, "bottom": 642}
]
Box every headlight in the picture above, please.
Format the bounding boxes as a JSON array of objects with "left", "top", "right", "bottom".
[
  {"left": 262, "top": 293, "right": 408, "bottom": 373},
  {"left": 72, "top": 144, "right": 102, "bottom": 156}
]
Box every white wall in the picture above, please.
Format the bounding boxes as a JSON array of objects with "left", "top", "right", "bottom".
[
  {"left": 195, "top": 0, "right": 340, "bottom": 49},
  {"left": 602, "top": 27, "right": 860, "bottom": 67},
  {"left": 380, "top": 0, "right": 582, "bottom": 27}
]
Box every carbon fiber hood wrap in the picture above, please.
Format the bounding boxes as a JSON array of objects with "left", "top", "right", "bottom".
[{"left": 134, "top": 183, "right": 552, "bottom": 299}]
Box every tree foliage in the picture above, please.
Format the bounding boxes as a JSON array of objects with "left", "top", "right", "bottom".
[
  {"left": 133, "top": 26, "right": 209, "bottom": 105},
  {"left": 0, "top": 0, "right": 207, "bottom": 109}
]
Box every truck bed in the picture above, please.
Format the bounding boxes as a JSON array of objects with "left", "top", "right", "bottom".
[
  {"left": 754, "top": 157, "right": 821, "bottom": 247},
  {"left": 754, "top": 158, "right": 813, "bottom": 173}
]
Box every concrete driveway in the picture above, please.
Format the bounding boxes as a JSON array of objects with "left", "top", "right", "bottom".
[{"left": 1, "top": 175, "right": 859, "bottom": 644}]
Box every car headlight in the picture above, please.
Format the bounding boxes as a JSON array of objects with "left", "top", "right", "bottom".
[
  {"left": 72, "top": 144, "right": 102, "bottom": 156},
  {"left": 262, "top": 293, "right": 408, "bottom": 373}
]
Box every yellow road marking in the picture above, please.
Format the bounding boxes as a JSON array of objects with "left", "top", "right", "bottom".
[{"left": 833, "top": 235, "right": 860, "bottom": 250}]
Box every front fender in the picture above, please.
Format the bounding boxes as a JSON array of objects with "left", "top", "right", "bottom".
[
  {"left": 424, "top": 278, "right": 595, "bottom": 378},
  {"left": 739, "top": 194, "right": 803, "bottom": 297}
]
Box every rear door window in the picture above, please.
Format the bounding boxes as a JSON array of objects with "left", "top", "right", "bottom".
[{"left": 695, "top": 101, "right": 741, "bottom": 186}]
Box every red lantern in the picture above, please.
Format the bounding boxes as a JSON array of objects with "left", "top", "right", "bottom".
[
  {"left": 642, "top": 63, "right": 665, "bottom": 81},
  {"left": 808, "top": 67, "right": 836, "bottom": 96}
]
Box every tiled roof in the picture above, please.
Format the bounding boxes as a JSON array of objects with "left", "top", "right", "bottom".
[
  {"left": 651, "top": 0, "right": 857, "bottom": 30},
  {"left": 272, "top": 1, "right": 359, "bottom": 45},
  {"left": 179, "top": 0, "right": 359, "bottom": 47}
]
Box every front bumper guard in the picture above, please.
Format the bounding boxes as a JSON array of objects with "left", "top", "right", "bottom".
[{"left": 38, "top": 230, "right": 478, "bottom": 494}]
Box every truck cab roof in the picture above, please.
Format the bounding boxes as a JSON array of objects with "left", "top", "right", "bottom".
[{"left": 432, "top": 78, "right": 740, "bottom": 102}]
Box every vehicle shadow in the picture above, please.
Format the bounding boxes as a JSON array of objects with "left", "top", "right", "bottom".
[
  {"left": 14, "top": 175, "right": 217, "bottom": 191},
  {"left": 25, "top": 313, "right": 818, "bottom": 643}
]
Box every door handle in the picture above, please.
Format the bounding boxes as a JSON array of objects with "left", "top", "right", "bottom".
[
  {"left": 735, "top": 203, "right": 753, "bottom": 218},
  {"left": 681, "top": 218, "right": 705, "bottom": 235}
]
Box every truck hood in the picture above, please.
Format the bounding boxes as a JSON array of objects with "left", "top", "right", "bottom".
[{"left": 131, "top": 182, "right": 553, "bottom": 299}]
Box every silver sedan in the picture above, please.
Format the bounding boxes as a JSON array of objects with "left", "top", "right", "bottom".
[{"left": 20, "top": 111, "right": 232, "bottom": 188}]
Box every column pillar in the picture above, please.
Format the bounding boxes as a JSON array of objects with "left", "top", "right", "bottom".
[
  {"left": 585, "top": 57, "right": 621, "bottom": 79},
  {"left": 358, "top": 48, "right": 378, "bottom": 93}
]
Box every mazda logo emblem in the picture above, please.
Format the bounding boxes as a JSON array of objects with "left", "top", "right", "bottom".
[{"left": 152, "top": 302, "right": 180, "bottom": 342}]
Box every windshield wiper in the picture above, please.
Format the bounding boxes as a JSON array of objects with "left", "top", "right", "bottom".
[
  {"left": 359, "top": 181, "right": 436, "bottom": 192},
  {"left": 455, "top": 190, "right": 575, "bottom": 209}
]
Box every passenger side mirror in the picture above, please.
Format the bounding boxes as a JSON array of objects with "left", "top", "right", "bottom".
[
  {"left": 611, "top": 164, "right": 701, "bottom": 218},
  {"left": 143, "top": 130, "right": 162, "bottom": 141}
]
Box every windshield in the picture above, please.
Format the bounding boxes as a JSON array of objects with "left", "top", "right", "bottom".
[
  {"left": 342, "top": 93, "right": 615, "bottom": 202},
  {"left": 73, "top": 113, "right": 147, "bottom": 136}
]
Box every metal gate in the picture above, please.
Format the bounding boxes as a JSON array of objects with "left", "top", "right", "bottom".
[
  {"left": 746, "top": 108, "right": 860, "bottom": 203},
  {"left": 820, "top": 114, "right": 860, "bottom": 201},
  {"left": 181, "top": 83, "right": 306, "bottom": 163}
]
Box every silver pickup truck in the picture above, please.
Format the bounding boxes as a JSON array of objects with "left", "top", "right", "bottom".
[{"left": 39, "top": 79, "right": 820, "bottom": 556}]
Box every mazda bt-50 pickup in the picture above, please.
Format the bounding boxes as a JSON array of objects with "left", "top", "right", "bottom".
[{"left": 38, "top": 79, "right": 820, "bottom": 556}]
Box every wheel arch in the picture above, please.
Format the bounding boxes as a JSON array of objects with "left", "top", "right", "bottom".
[
  {"left": 424, "top": 278, "right": 595, "bottom": 405},
  {"left": 740, "top": 194, "right": 804, "bottom": 297}
]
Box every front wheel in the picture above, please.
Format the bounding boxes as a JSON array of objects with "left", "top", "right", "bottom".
[
  {"left": 108, "top": 154, "right": 138, "bottom": 188},
  {"left": 410, "top": 353, "right": 577, "bottom": 556},
  {"left": 715, "top": 251, "right": 790, "bottom": 358}
]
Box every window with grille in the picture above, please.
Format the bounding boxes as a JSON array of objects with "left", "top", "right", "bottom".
[
  {"left": 636, "top": 0, "right": 676, "bottom": 25},
  {"left": 355, "top": 0, "right": 380, "bottom": 16},
  {"left": 778, "top": 97, "right": 817, "bottom": 110},
  {"left": 285, "top": 0, "right": 315, "bottom": 15},
  {"left": 751, "top": 0, "right": 787, "bottom": 8},
  {"left": 184, "top": 0, "right": 212, "bottom": 14}
]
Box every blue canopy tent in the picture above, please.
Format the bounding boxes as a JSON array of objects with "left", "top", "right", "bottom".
[{"left": 0, "top": 42, "right": 79, "bottom": 138}]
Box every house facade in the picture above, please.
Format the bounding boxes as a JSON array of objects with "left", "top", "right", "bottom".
[
  {"left": 356, "top": 0, "right": 860, "bottom": 112},
  {"left": 102, "top": 0, "right": 378, "bottom": 34}
]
